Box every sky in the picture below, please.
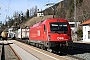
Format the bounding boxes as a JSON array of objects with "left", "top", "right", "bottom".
[{"left": 0, "top": 0, "right": 63, "bottom": 23}]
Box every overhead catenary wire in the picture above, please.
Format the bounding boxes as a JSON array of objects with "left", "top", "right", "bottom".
[
  {"left": 44, "top": 0, "right": 62, "bottom": 10},
  {"left": 0, "top": 1, "right": 15, "bottom": 23},
  {"left": 5, "top": 0, "right": 11, "bottom": 23},
  {"left": 54, "top": 0, "right": 61, "bottom": 3},
  {"left": 0, "top": 1, "right": 16, "bottom": 24},
  {"left": 2, "top": 0, "right": 88, "bottom": 22},
  {"left": 39, "top": 0, "right": 50, "bottom": 10},
  {"left": 25, "top": 0, "right": 34, "bottom": 9},
  {"left": 0, "top": 0, "right": 61, "bottom": 17},
  {"left": 0, "top": 1, "right": 15, "bottom": 11},
  {"left": 40, "top": 0, "right": 61, "bottom": 11},
  {"left": 6, "top": 0, "right": 11, "bottom": 16}
]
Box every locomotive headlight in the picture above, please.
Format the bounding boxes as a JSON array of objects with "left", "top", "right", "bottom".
[{"left": 48, "top": 35, "right": 51, "bottom": 41}]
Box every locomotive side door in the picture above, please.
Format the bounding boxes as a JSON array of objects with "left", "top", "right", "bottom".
[{"left": 43, "top": 24, "right": 47, "bottom": 40}]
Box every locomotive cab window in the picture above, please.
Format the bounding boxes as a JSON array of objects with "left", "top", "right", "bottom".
[{"left": 50, "top": 22, "right": 68, "bottom": 33}]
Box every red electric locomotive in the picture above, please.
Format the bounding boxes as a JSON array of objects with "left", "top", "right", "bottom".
[{"left": 29, "top": 18, "right": 73, "bottom": 52}]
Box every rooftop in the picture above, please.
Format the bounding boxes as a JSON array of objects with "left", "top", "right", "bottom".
[{"left": 82, "top": 20, "right": 90, "bottom": 25}]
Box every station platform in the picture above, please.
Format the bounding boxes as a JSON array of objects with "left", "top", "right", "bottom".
[{"left": 0, "top": 40, "right": 13, "bottom": 45}]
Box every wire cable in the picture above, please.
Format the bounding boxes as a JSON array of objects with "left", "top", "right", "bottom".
[
  {"left": 25, "top": 0, "right": 34, "bottom": 9},
  {"left": 0, "top": 2, "right": 15, "bottom": 11},
  {"left": 39, "top": 0, "right": 50, "bottom": 10},
  {"left": 4, "top": 0, "right": 12, "bottom": 24},
  {"left": 42, "top": 0, "right": 61, "bottom": 10}
]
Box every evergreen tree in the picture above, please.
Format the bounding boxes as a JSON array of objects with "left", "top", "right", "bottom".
[{"left": 26, "top": 9, "right": 29, "bottom": 19}]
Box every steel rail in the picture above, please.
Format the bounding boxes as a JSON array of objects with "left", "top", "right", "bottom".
[{"left": 9, "top": 44, "right": 22, "bottom": 60}]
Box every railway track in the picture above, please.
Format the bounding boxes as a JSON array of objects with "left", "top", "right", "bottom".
[
  {"left": 50, "top": 49, "right": 84, "bottom": 60},
  {"left": 58, "top": 43, "right": 90, "bottom": 60},
  {"left": 16, "top": 39, "right": 90, "bottom": 60},
  {"left": 70, "top": 50, "right": 89, "bottom": 60},
  {"left": 67, "top": 54, "right": 84, "bottom": 60},
  {"left": 58, "top": 51, "right": 84, "bottom": 60},
  {"left": 0, "top": 40, "right": 22, "bottom": 60}
]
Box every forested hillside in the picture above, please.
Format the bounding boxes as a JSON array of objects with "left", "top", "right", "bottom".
[{"left": 43, "top": 0, "right": 90, "bottom": 22}]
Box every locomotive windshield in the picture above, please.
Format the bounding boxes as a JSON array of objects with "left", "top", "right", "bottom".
[{"left": 50, "top": 22, "right": 68, "bottom": 33}]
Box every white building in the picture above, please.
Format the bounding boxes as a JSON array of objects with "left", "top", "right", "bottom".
[
  {"left": 82, "top": 20, "right": 90, "bottom": 42},
  {"left": 69, "top": 22, "right": 81, "bottom": 32},
  {"left": 37, "top": 12, "right": 44, "bottom": 17},
  {"left": 69, "top": 22, "right": 81, "bottom": 41}
]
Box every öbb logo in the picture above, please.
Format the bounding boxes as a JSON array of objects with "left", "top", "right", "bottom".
[{"left": 57, "top": 37, "right": 64, "bottom": 40}]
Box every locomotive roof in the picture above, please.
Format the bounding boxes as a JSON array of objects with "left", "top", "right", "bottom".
[{"left": 31, "top": 18, "right": 68, "bottom": 27}]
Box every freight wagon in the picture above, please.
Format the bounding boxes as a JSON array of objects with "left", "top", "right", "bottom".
[
  {"left": 8, "top": 26, "right": 18, "bottom": 39},
  {"left": 15, "top": 28, "right": 29, "bottom": 39}
]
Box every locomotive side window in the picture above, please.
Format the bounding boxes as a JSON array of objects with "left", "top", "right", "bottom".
[
  {"left": 50, "top": 22, "right": 68, "bottom": 33},
  {"left": 44, "top": 25, "right": 46, "bottom": 31}
]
